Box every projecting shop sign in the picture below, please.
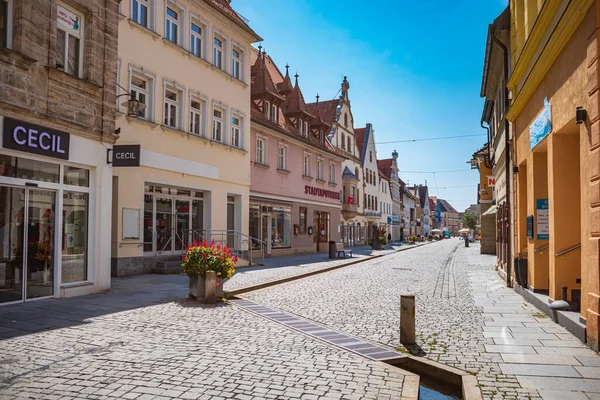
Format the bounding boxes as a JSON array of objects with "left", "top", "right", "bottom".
[{"left": 536, "top": 199, "right": 549, "bottom": 240}]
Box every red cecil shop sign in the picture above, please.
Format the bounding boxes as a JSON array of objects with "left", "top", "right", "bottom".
[{"left": 304, "top": 185, "right": 340, "bottom": 200}]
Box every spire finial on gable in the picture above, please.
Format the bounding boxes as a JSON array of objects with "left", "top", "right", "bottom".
[
  {"left": 294, "top": 73, "right": 299, "bottom": 87},
  {"left": 316, "top": 93, "right": 320, "bottom": 104}
]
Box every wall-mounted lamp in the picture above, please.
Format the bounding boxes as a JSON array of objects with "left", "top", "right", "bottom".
[
  {"left": 513, "top": 165, "right": 519, "bottom": 174},
  {"left": 576, "top": 106, "right": 587, "bottom": 125},
  {"left": 469, "top": 159, "right": 478, "bottom": 169},
  {"left": 117, "top": 83, "right": 146, "bottom": 118}
]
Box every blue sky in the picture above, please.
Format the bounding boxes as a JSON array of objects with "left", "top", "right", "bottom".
[{"left": 233, "top": 0, "right": 508, "bottom": 212}]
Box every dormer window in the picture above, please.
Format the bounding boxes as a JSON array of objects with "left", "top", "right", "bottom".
[
  {"left": 298, "top": 118, "right": 303, "bottom": 135},
  {"left": 304, "top": 121, "right": 308, "bottom": 135},
  {"left": 265, "top": 101, "right": 271, "bottom": 120}
]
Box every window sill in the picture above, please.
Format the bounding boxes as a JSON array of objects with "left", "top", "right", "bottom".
[
  {"left": 162, "top": 37, "right": 188, "bottom": 55},
  {"left": 277, "top": 168, "right": 291, "bottom": 174},
  {"left": 254, "top": 162, "right": 270, "bottom": 169},
  {"left": 302, "top": 175, "right": 313, "bottom": 181},
  {"left": 127, "top": 19, "right": 161, "bottom": 40},
  {"left": 328, "top": 181, "right": 337, "bottom": 187},
  {"left": 118, "top": 12, "right": 127, "bottom": 21},
  {"left": 125, "top": 115, "right": 159, "bottom": 129},
  {"left": 316, "top": 178, "right": 326, "bottom": 183},
  {"left": 209, "top": 139, "right": 247, "bottom": 154},
  {"left": 0, "top": 47, "right": 37, "bottom": 70},
  {"left": 61, "top": 281, "right": 94, "bottom": 289},
  {"left": 210, "top": 63, "right": 249, "bottom": 88},
  {"left": 46, "top": 66, "right": 102, "bottom": 95}
]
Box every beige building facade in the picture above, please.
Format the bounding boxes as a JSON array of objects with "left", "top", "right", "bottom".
[{"left": 111, "top": 0, "right": 260, "bottom": 275}]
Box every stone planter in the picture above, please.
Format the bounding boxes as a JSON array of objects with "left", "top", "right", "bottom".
[
  {"left": 189, "top": 275, "right": 205, "bottom": 299},
  {"left": 188, "top": 275, "right": 225, "bottom": 300}
]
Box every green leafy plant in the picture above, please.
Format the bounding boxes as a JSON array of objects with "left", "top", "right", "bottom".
[
  {"left": 461, "top": 211, "right": 478, "bottom": 231},
  {"left": 181, "top": 240, "right": 238, "bottom": 280}
]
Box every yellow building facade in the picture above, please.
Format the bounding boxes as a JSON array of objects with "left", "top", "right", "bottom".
[
  {"left": 111, "top": 0, "right": 261, "bottom": 275},
  {"left": 508, "top": 0, "right": 599, "bottom": 347}
]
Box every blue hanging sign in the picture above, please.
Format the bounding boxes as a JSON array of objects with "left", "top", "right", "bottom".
[{"left": 530, "top": 97, "right": 552, "bottom": 149}]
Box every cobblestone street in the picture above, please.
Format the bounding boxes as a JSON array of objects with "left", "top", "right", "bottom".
[
  {"left": 0, "top": 275, "right": 405, "bottom": 399},
  {"left": 1, "top": 240, "right": 600, "bottom": 399},
  {"left": 245, "top": 240, "right": 600, "bottom": 400}
]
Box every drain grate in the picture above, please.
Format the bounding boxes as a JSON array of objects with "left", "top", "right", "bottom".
[{"left": 231, "top": 299, "right": 403, "bottom": 362}]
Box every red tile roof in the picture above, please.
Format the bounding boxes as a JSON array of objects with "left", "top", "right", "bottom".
[
  {"left": 305, "top": 99, "right": 339, "bottom": 125},
  {"left": 355, "top": 127, "right": 366, "bottom": 156},
  {"left": 277, "top": 66, "right": 294, "bottom": 94},
  {"left": 285, "top": 75, "right": 313, "bottom": 118},
  {"left": 377, "top": 159, "right": 393, "bottom": 179},
  {"left": 251, "top": 51, "right": 284, "bottom": 100}
]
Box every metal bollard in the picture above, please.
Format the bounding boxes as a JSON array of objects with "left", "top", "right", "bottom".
[
  {"left": 205, "top": 270, "right": 216, "bottom": 304},
  {"left": 400, "top": 294, "right": 416, "bottom": 345}
]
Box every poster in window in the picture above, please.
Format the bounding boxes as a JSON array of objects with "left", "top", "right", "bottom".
[
  {"left": 123, "top": 208, "right": 141, "bottom": 239},
  {"left": 57, "top": 5, "right": 82, "bottom": 37},
  {"left": 536, "top": 199, "right": 549, "bottom": 240}
]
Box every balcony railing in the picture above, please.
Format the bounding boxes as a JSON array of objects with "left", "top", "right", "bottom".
[
  {"left": 365, "top": 210, "right": 382, "bottom": 218},
  {"left": 342, "top": 203, "right": 358, "bottom": 213}
]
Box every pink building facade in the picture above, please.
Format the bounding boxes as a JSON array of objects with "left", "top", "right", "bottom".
[{"left": 249, "top": 49, "right": 344, "bottom": 256}]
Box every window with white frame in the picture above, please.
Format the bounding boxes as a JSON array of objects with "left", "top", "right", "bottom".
[
  {"left": 165, "top": 5, "right": 181, "bottom": 45},
  {"left": 265, "top": 101, "right": 271, "bottom": 120},
  {"left": 271, "top": 104, "right": 278, "bottom": 123},
  {"left": 56, "top": 4, "right": 83, "bottom": 77},
  {"left": 256, "top": 138, "right": 265, "bottom": 164},
  {"left": 190, "top": 97, "right": 204, "bottom": 136},
  {"left": 298, "top": 118, "right": 303, "bottom": 135},
  {"left": 278, "top": 144, "right": 287, "bottom": 170},
  {"left": 131, "top": 0, "right": 151, "bottom": 28},
  {"left": 213, "top": 35, "right": 223, "bottom": 69},
  {"left": 303, "top": 153, "right": 311, "bottom": 177},
  {"left": 212, "top": 107, "right": 223, "bottom": 141},
  {"left": 163, "top": 84, "right": 180, "bottom": 128},
  {"left": 347, "top": 137, "right": 352, "bottom": 153},
  {"left": 1, "top": 0, "right": 13, "bottom": 49},
  {"left": 304, "top": 121, "right": 309, "bottom": 135},
  {"left": 231, "top": 47, "right": 241, "bottom": 80},
  {"left": 231, "top": 115, "right": 241, "bottom": 148},
  {"left": 329, "top": 162, "right": 335, "bottom": 183},
  {"left": 317, "top": 158, "right": 323, "bottom": 180},
  {"left": 190, "top": 21, "right": 203, "bottom": 58},
  {"left": 129, "top": 71, "right": 153, "bottom": 119}
]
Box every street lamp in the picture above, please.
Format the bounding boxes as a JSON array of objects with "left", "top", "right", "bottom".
[{"left": 117, "top": 83, "right": 146, "bottom": 118}]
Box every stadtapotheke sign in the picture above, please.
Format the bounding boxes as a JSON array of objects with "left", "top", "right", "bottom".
[{"left": 3, "top": 117, "right": 70, "bottom": 160}]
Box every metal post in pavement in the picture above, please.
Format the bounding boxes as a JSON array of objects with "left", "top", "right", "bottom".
[{"left": 400, "top": 294, "right": 416, "bottom": 345}]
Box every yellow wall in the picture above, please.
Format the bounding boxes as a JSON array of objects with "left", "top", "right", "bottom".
[
  {"left": 548, "top": 133, "right": 581, "bottom": 301},
  {"left": 527, "top": 151, "right": 549, "bottom": 290}
]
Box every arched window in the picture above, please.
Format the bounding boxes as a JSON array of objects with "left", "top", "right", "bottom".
[
  {"left": 347, "top": 137, "right": 352, "bottom": 153},
  {"left": 370, "top": 151, "right": 373, "bottom": 162},
  {"left": 355, "top": 167, "right": 359, "bottom": 178},
  {"left": 341, "top": 134, "right": 345, "bottom": 148},
  {"left": 344, "top": 113, "right": 348, "bottom": 127}
]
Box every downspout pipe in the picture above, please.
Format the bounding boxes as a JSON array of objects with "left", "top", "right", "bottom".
[{"left": 490, "top": 27, "right": 512, "bottom": 288}]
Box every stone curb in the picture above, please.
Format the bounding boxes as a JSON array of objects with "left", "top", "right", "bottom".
[{"left": 224, "top": 241, "right": 434, "bottom": 298}]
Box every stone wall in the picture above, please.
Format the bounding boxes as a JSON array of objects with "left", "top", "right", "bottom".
[{"left": 0, "top": 0, "right": 119, "bottom": 143}]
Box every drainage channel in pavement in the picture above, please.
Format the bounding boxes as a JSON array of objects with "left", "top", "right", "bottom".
[
  {"left": 230, "top": 298, "right": 479, "bottom": 400},
  {"left": 230, "top": 298, "right": 403, "bottom": 362}
]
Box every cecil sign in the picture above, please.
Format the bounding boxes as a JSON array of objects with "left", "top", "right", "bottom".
[
  {"left": 304, "top": 185, "right": 341, "bottom": 200},
  {"left": 3, "top": 117, "right": 70, "bottom": 160}
]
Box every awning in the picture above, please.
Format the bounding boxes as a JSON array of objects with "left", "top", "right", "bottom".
[{"left": 482, "top": 204, "right": 497, "bottom": 216}]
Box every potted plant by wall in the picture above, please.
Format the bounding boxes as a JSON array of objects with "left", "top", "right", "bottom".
[{"left": 181, "top": 240, "right": 237, "bottom": 300}]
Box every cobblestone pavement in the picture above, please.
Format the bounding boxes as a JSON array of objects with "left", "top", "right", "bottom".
[
  {"left": 225, "top": 244, "right": 419, "bottom": 292},
  {"left": 0, "top": 275, "right": 407, "bottom": 399},
  {"left": 244, "top": 239, "right": 600, "bottom": 400}
]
